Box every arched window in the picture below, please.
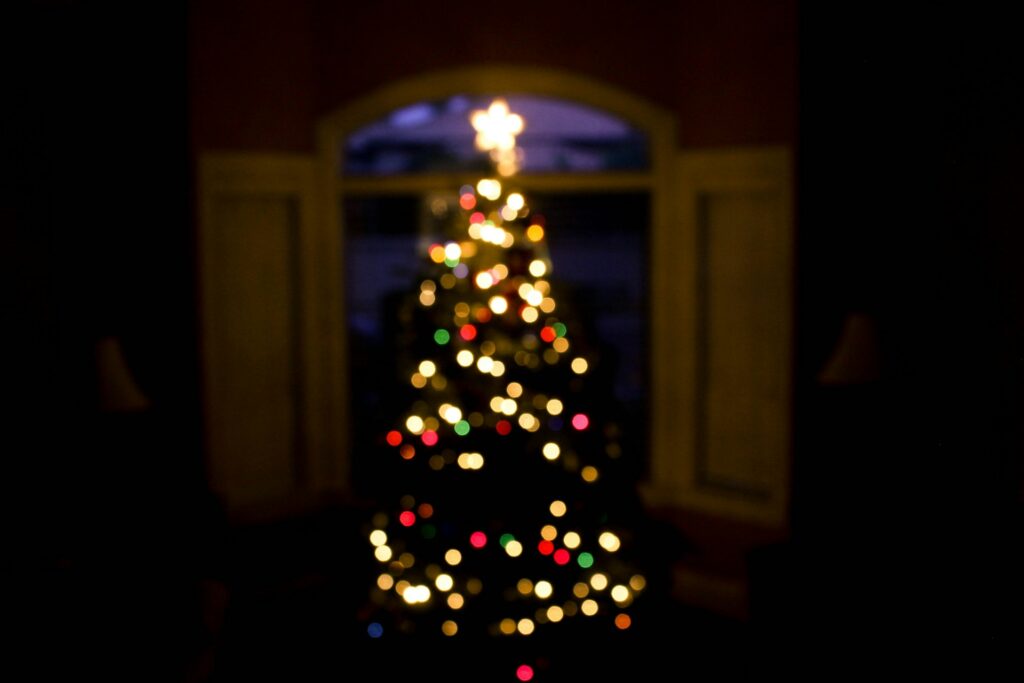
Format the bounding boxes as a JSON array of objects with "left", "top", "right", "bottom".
[{"left": 326, "top": 85, "right": 668, "bottom": 493}]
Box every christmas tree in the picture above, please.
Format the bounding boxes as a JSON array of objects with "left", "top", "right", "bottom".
[{"left": 362, "top": 99, "right": 647, "bottom": 680}]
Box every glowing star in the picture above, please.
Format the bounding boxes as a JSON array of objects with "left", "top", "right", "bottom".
[{"left": 471, "top": 98, "right": 524, "bottom": 153}]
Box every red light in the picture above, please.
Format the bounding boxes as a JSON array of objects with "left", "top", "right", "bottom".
[
  {"left": 516, "top": 664, "right": 534, "bottom": 681},
  {"left": 460, "top": 324, "right": 477, "bottom": 341},
  {"left": 495, "top": 420, "right": 512, "bottom": 435},
  {"left": 470, "top": 211, "right": 485, "bottom": 223},
  {"left": 417, "top": 503, "right": 433, "bottom": 518},
  {"left": 475, "top": 307, "right": 492, "bottom": 323},
  {"left": 385, "top": 430, "right": 402, "bottom": 447},
  {"left": 399, "top": 511, "right": 416, "bottom": 527},
  {"left": 459, "top": 193, "right": 476, "bottom": 210},
  {"left": 571, "top": 414, "right": 589, "bottom": 431},
  {"left": 537, "top": 540, "right": 554, "bottom": 556},
  {"left": 470, "top": 531, "right": 487, "bottom": 548},
  {"left": 553, "top": 549, "right": 570, "bottom": 565},
  {"left": 540, "top": 326, "right": 556, "bottom": 343},
  {"left": 399, "top": 444, "right": 415, "bottom": 460},
  {"left": 421, "top": 430, "right": 438, "bottom": 446}
]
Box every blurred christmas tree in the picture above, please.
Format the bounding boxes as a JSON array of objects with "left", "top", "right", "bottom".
[{"left": 362, "top": 99, "right": 647, "bottom": 681}]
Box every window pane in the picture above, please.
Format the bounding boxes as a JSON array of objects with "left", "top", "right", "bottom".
[{"left": 343, "top": 95, "right": 649, "bottom": 176}]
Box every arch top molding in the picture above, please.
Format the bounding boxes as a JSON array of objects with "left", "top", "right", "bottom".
[{"left": 316, "top": 65, "right": 677, "bottom": 153}]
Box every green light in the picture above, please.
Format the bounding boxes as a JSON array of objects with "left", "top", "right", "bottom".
[
  {"left": 577, "top": 552, "right": 594, "bottom": 568},
  {"left": 444, "top": 257, "right": 459, "bottom": 268},
  {"left": 454, "top": 420, "right": 470, "bottom": 436},
  {"left": 434, "top": 329, "right": 451, "bottom": 345},
  {"left": 499, "top": 533, "right": 515, "bottom": 548},
  {"left": 553, "top": 323, "right": 567, "bottom": 338},
  {"left": 421, "top": 524, "right": 437, "bottom": 539}
]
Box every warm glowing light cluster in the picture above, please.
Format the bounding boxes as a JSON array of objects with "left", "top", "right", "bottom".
[{"left": 366, "top": 98, "right": 645, "bottom": 661}]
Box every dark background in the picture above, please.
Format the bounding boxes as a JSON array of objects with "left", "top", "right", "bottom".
[{"left": 4, "top": 1, "right": 1021, "bottom": 677}]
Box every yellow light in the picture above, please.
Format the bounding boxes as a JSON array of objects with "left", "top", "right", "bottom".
[
  {"left": 501, "top": 231, "right": 514, "bottom": 248},
  {"left": 499, "top": 618, "right": 517, "bottom": 635},
  {"left": 590, "top": 573, "right": 608, "bottom": 591},
  {"left": 506, "top": 193, "right": 525, "bottom": 211},
  {"left": 468, "top": 222, "right": 482, "bottom": 239},
  {"left": 429, "top": 245, "right": 446, "bottom": 263},
  {"left": 460, "top": 241, "right": 477, "bottom": 257},
  {"left": 399, "top": 552, "right": 415, "bottom": 568},
  {"left": 546, "top": 605, "right": 564, "bottom": 622},
  {"left": 445, "top": 549, "right": 462, "bottom": 566},
  {"left": 421, "top": 279, "right": 436, "bottom": 292},
  {"left": 500, "top": 205, "right": 518, "bottom": 221},
  {"left": 518, "top": 413, "right": 537, "bottom": 431},
  {"left": 563, "top": 532, "right": 581, "bottom": 549},
  {"left": 466, "top": 578, "right": 483, "bottom": 594},
  {"left": 425, "top": 564, "right": 441, "bottom": 580},
  {"left": 441, "top": 620, "right": 458, "bottom": 636},
  {"left": 475, "top": 271, "right": 494, "bottom": 289},
  {"left": 369, "top": 530, "right": 388, "bottom": 547},
  {"left": 563, "top": 601, "right": 578, "bottom": 616},
  {"left": 395, "top": 580, "right": 410, "bottom": 596},
  {"left": 489, "top": 296, "right": 508, "bottom": 314},
  {"left": 517, "top": 283, "right": 533, "bottom": 299},
  {"left": 377, "top": 574, "right": 394, "bottom": 590},
  {"left": 521, "top": 306, "right": 539, "bottom": 323},
  {"left": 505, "top": 540, "right": 523, "bottom": 557},
  {"left": 599, "top": 532, "right": 621, "bottom": 552},
  {"left": 444, "top": 243, "right": 462, "bottom": 261},
  {"left": 410, "top": 373, "right": 427, "bottom": 388},
  {"left": 611, "top": 585, "right": 631, "bottom": 604},
  {"left": 500, "top": 398, "right": 517, "bottom": 416},
  {"left": 534, "top": 581, "right": 553, "bottom": 599},
  {"left": 454, "top": 302, "right": 470, "bottom": 318},
  {"left": 431, "top": 375, "right": 447, "bottom": 390},
  {"left": 402, "top": 585, "right": 431, "bottom": 605},
  {"left": 374, "top": 545, "right": 392, "bottom": 562},
  {"left": 489, "top": 396, "right": 505, "bottom": 412},
  {"left": 476, "top": 356, "right": 495, "bottom": 373},
  {"left": 549, "top": 500, "right": 567, "bottom": 517},
  {"left": 506, "top": 382, "right": 523, "bottom": 398},
  {"left": 571, "top": 358, "right": 589, "bottom": 374},
  {"left": 540, "top": 524, "right": 558, "bottom": 541},
  {"left": 447, "top": 593, "right": 464, "bottom": 609},
  {"left": 457, "top": 452, "right": 485, "bottom": 470},
  {"left": 456, "top": 350, "right": 474, "bottom": 367},
  {"left": 528, "top": 260, "right": 547, "bottom": 277},
  {"left": 419, "top": 291, "right": 435, "bottom": 306},
  {"left": 517, "top": 578, "right": 534, "bottom": 595},
  {"left": 405, "top": 416, "right": 424, "bottom": 434},
  {"left": 517, "top": 618, "right": 535, "bottom": 635},
  {"left": 490, "top": 360, "right": 506, "bottom": 377},
  {"left": 581, "top": 599, "right": 598, "bottom": 616},
  {"left": 429, "top": 455, "right": 445, "bottom": 470},
  {"left": 424, "top": 416, "right": 439, "bottom": 431},
  {"left": 543, "top": 349, "right": 559, "bottom": 365},
  {"left": 552, "top": 338, "right": 569, "bottom": 354},
  {"left": 471, "top": 99, "right": 524, "bottom": 153},
  {"left": 480, "top": 340, "right": 496, "bottom": 355},
  {"left": 492, "top": 264, "right": 509, "bottom": 280},
  {"left": 526, "top": 224, "right": 544, "bottom": 241},
  {"left": 533, "top": 280, "right": 550, "bottom": 295},
  {"left": 572, "top": 582, "right": 589, "bottom": 598},
  {"left": 630, "top": 575, "right": 647, "bottom": 592},
  {"left": 418, "top": 361, "right": 436, "bottom": 378},
  {"left": 476, "top": 178, "right": 502, "bottom": 201},
  {"left": 441, "top": 405, "right": 462, "bottom": 424},
  {"left": 435, "top": 574, "right": 454, "bottom": 591},
  {"left": 581, "top": 466, "right": 599, "bottom": 482},
  {"left": 542, "top": 442, "right": 561, "bottom": 460},
  {"left": 546, "top": 398, "right": 563, "bottom": 415},
  {"left": 539, "top": 297, "right": 556, "bottom": 313},
  {"left": 440, "top": 273, "right": 457, "bottom": 289}
]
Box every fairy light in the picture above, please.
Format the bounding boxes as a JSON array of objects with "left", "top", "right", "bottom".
[{"left": 367, "top": 98, "right": 646, "bottom": 655}]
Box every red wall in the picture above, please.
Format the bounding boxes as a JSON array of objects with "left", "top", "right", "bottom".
[{"left": 190, "top": 0, "right": 796, "bottom": 153}]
